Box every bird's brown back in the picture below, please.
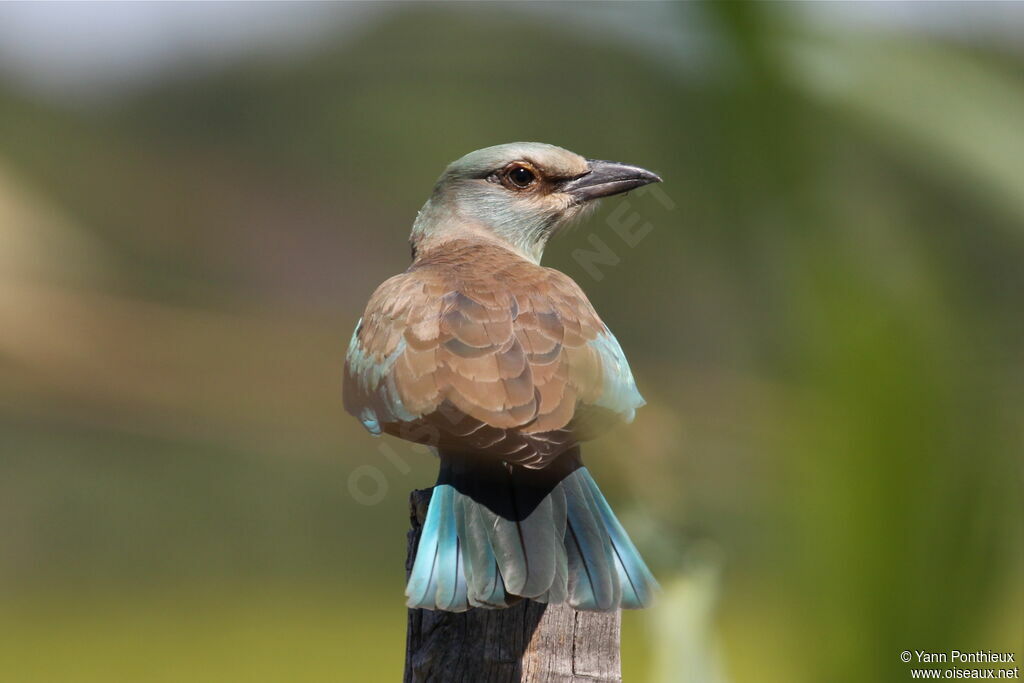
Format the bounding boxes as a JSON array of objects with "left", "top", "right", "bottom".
[{"left": 344, "top": 239, "right": 632, "bottom": 468}]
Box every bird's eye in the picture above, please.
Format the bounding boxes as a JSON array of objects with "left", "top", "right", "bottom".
[{"left": 506, "top": 164, "right": 537, "bottom": 189}]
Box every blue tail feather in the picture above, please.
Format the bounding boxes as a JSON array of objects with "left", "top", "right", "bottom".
[
  {"left": 433, "top": 491, "right": 467, "bottom": 610},
  {"left": 563, "top": 471, "right": 619, "bottom": 610},
  {"left": 579, "top": 469, "right": 659, "bottom": 608},
  {"left": 405, "top": 486, "right": 442, "bottom": 606},
  {"left": 406, "top": 485, "right": 471, "bottom": 611},
  {"left": 406, "top": 451, "right": 657, "bottom": 612},
  {"left": 455, "top": 494, "right": 510, "bottom": 608}
]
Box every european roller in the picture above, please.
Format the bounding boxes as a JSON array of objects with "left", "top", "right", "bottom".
[{"left": 343, "top": 142, "right": 660, "bottom": 612}]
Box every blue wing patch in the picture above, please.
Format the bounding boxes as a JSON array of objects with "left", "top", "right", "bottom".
[
  {"left": 345, "top": 318, "right": 417, "bottom": 434},
  {"left": 588, "top": 330, "right": 645, "bottom": 422}
]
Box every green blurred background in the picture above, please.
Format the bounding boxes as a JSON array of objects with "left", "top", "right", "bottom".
[{"left": 0, "top": 2, "right": 1021, "bottom": 681}]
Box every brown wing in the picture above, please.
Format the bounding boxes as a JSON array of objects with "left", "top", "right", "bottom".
[{"left": 343, "top": 240, "right": 621, "bottom": 468}]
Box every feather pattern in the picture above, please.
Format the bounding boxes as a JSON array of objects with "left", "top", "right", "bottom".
[{"left": 343, "top": 239, "right": 642, "bottom": 468}]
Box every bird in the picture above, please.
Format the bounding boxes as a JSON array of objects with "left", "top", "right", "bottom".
[{"left": 343, "top": 142, "right": 660, "bottom": 612}]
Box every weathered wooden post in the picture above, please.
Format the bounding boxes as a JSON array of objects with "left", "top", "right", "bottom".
[{"left": 404, "top": 489, "right": 622, "bottom": 683}]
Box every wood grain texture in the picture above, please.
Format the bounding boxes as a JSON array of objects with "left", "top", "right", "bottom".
[{"left": 405, "top": 489, "right": 622, "bottom": 683}]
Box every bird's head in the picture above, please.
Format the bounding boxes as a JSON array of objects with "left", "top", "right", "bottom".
[{"left": 411, "top": 142, "right": 661, "bottom": 263}]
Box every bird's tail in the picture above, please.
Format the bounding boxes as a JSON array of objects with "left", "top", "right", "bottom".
[{"left": 406, "top": 447, "right": 658, "bottom": 612}]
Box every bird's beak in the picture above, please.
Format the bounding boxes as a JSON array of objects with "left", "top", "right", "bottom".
[{"left": 560, "top": 160, "right": 662, "bottom": 202}]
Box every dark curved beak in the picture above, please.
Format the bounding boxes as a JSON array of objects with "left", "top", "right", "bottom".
[{"left": 560, "top": 159, "right": 662, "bottom": 202}]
